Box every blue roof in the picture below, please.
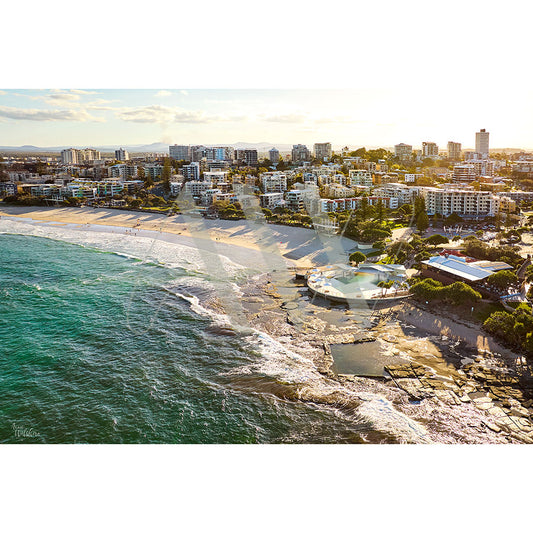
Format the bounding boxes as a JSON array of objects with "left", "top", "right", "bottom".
[{"left": 422, "top": 255, "right": 500, "bottom": 282}]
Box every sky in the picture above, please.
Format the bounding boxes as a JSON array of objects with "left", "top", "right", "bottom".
[
  {"left": 1, "top": 87, "right": 533, "bottom": 150},
  {"left": 3, "top": 1, "right": 533, "bottom": 150}
]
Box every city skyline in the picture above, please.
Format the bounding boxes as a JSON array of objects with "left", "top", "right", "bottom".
[{"left": 1, "top": 89, "right": 533, "bottom": 150}]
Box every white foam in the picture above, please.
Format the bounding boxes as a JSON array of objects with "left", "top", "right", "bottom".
[{"left": 0, "top": 217, "right": 245, "bottom": 280}]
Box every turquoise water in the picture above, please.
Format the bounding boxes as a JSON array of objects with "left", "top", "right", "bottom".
[{"left": 1, "top": 233, "right": 401, "bottom": 444}]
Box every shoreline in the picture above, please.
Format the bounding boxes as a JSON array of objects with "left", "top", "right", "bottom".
[
  {"left": 0, "top": 205, "right": 356, "bottom": 269},
  {"left": 2, "top": 205, "right": 532, "bottom": 443}
]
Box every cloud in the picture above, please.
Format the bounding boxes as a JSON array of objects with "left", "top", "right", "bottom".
[
  {"left": 155, "top": 90, "right": 173, "bottom": 98},
  {"left": 180, "top": 90, "right": 189, "bottom": 96},
  {"left": 0, "top": 90, "right": 6, "bottom": 95},
  {"left": 116, "top": 105, "right": 217, "bottom": 124},
  {"left": 260, "top": 113, "right": 307, "bottom": 123},
  {"left": 0, "top": 105, "right": 104, "bottom": 122},
  {"left": 68, "top": 89, "right": 100, "bottom": 95}
]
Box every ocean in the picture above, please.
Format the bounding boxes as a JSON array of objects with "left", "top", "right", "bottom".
[{"left": 0, "top": 218, "right": 431, "bottom": 443}]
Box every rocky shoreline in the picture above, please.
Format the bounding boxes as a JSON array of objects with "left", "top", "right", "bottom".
[{"left": 234, "top": 272, "right": 533, "bottom": 444}]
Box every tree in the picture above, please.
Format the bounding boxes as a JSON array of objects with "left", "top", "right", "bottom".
[
  {"left": 144, "top": 173, "right": 154, "bottom": 188},
  {"left": 423, "top": 234, "right": 449, "bottom": 246},
  {"left": 137, "top": 166, "right": 145, "bottom": 180},
  {"left": 416, "top": 211, "right": 429, "bottom": 232},
  {"left": 486, "top": 270, "right": 519, "bottom": 290},
  {"left": 162, "top": 158, "right": 172, "bottom": 194},
  {"left": 349, "top": 251, "right": 366, "bottom": 266}
]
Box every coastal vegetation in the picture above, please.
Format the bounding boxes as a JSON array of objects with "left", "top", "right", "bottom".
[
  {"left": 462, "top": 236, "right": 524, "bottom": 268},
  {"left": 409, "top": 278, "right": 482, "bottom": 306},
  {"left": 483, "top": 304, "right": 533, "bottom": 356}
]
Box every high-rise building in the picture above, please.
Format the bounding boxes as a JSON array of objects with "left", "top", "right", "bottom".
[
  {"left": 235, "top": 149, "right": 258, "bottom": 166},
  {"left": 394, "top": 143, "right": 412, "bottom": 161},
  {"left": 291, "top": 144, "right": 310, "bottom": 162},
  {"left": 169, "top": 145, "right": 190, "bottom": 161},
  {"left": 268, "top": 148, "right": 280, "bottom": 164},
  {"left": 313, "top": 142, "right": 332, "bottom": 161},
  {"left": 475, "top": 129, "right": 490, "bottom": 158},
  {"left": 422, "top": 142, "right": 439, "bottom": 158},
  {"left": 115, "top": 148, "right": 129, "bottom": 161},
  {"left": 182, "top": 162, "right": 201, "bottom": 181},
  {"left": 447, "top": 142, "right": 462, "bottom": 160},
  {"left": 60, "top": 148, "right": 101, "bottom": 165},
  {"left": 61, "top": 148, "right": 78, "bottom": 165}
]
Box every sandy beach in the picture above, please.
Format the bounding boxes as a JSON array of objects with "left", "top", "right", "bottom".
[{"left": 0, "top": 206, "right": 360, "bottom": 269}]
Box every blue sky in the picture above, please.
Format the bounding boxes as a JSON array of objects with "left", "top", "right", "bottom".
[{"left": 1, "top": 88, "right": 533, "bottom": 149}]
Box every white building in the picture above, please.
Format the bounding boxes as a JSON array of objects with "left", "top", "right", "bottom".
[
  {"left": 115, "top": 148, "right": 129, "bottom": 161},
  {"left": 447, "top": 142, "right": 462, "bottom": 160},
  {"left": 261, "top": 173, "right": 287, "bottom": 193},
  {"left": 110, "top": 164, "right": 138, "bottom": 180},
  {"left": 394, "top": 143, "right": 412, "bottom": 161},
  {"left": 422, "top": 142, "right": 439, "bottom": 158},
  {"left": 421, "top": 188, "right": 500, "bottom": 217},
  {"left": 348, "top": 170, "right": 373, "bottom": 187},
  {"left": 260, "top": 192, "right": 284, "bottom": 209},
  {"left": 182, "top": 162, "right": 201, "bottom": 181},
  {"left": 184, "top": 181, "right": 213, "bottom": 197},
  {"left": 475, "top": 129, "right": 490, "bottom": 158},
  {"left": 203, "top": 171, "right": 229, "bottom": 185}
]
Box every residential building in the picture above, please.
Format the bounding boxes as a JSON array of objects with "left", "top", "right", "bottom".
[
  {"left": 182, "top": 162, "right": 201, "bottom": 181},
  {"left": 184, "top": 180, "right": 213, "bottom": 196},
  {"left": 110, "top": 164, "right": 138, "bottom": 180},
  {"left": 261, "top": 173, "right": 287, "bottom": 193},
  {"left": 235, "top": 149, "right": 258, "bottom": 166},
  {"left": 421, "top": 188, "right": 500, "bottom": 217},
  {"left": 348, "top": 170, "right": 373, "bottom": 187},
  {"left": 169, "top": 145, "right": 190, "bottom": 161},
  {"left": 394, "top": 143, "right": 412, "bottom": 161},
  {"left": 453, "top": 164, "right": 476, "bottom": 181},
  {"left": 268, "top": 148, "right": 280, "bottom": 164},
  {"left": 404, "top": 173, "right": 423, "bottom": 183},
  {"left": 291, "top": 144, "right": 310, "bottom": 162},
  {"left": 203, "top": 171, "right": 229, "bottom": 185},
  {"left": 475, "top": 129, "right": 490, "bottom": 158},
  {"left": 313, "top": 143, "right": 332, "bottom": 161},
  {"left": 422, "top": 142, "right": 439, "bottom": 158},
  {"left": 447, "top": 142, "right": 462, "bottom": 160},
  {"left": 260, "top": 192, "right": 284, "bottom": 209},
  {"left": 115, "top": 148, "right": 129, "bottom": 161}
]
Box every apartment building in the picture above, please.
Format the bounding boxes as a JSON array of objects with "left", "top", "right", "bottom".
[
  {"left": 115, "top": 148, "right": 130, "bottom": 161},
  {"left": 422, "top": 142, "right": 439, "bottom": 158},
  {"left": 261, "top": 173, "right": 287, "bottom": 193},
  {"left": 110, "top": 164, "right": 138, "bottom": 180},
  {"left": 394, "top": 143, "right": 413, "bottom": 161},
  {"left": 260, "top": 192, "right": 284, "bottom": 209},
  {"left": 475, "top": 129, "right": 490, "bottom": 158},
  {"left": 447, "top": 142, "right": 462, "bottom": 160},
  {"left": 268, "top": 148, "right": 280, "bottom": 164},
  {"left": 421, "top": 188, "right": 500, "bottom": 217},
  {"left": 348, "top": 170, "right": 373, "bottom": 187},
  {"left": 182, "top": 162, "right": 201, "bottom": 181},
  {"left": 169, "top": 145, "right": 190, "bottom": 161},
  {"left": 313, "top": 142, "right": 332, "bottom": 161},
  {"left": 291, "top": 144, "right": 311, "bottom": 162},
  {"left": 319, "top": 196, "right": 398, "bottom": 213}
]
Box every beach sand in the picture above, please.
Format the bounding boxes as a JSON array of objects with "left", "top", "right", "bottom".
[{"left": 0, "top": 206, "right": 357, "bottom": 269}]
